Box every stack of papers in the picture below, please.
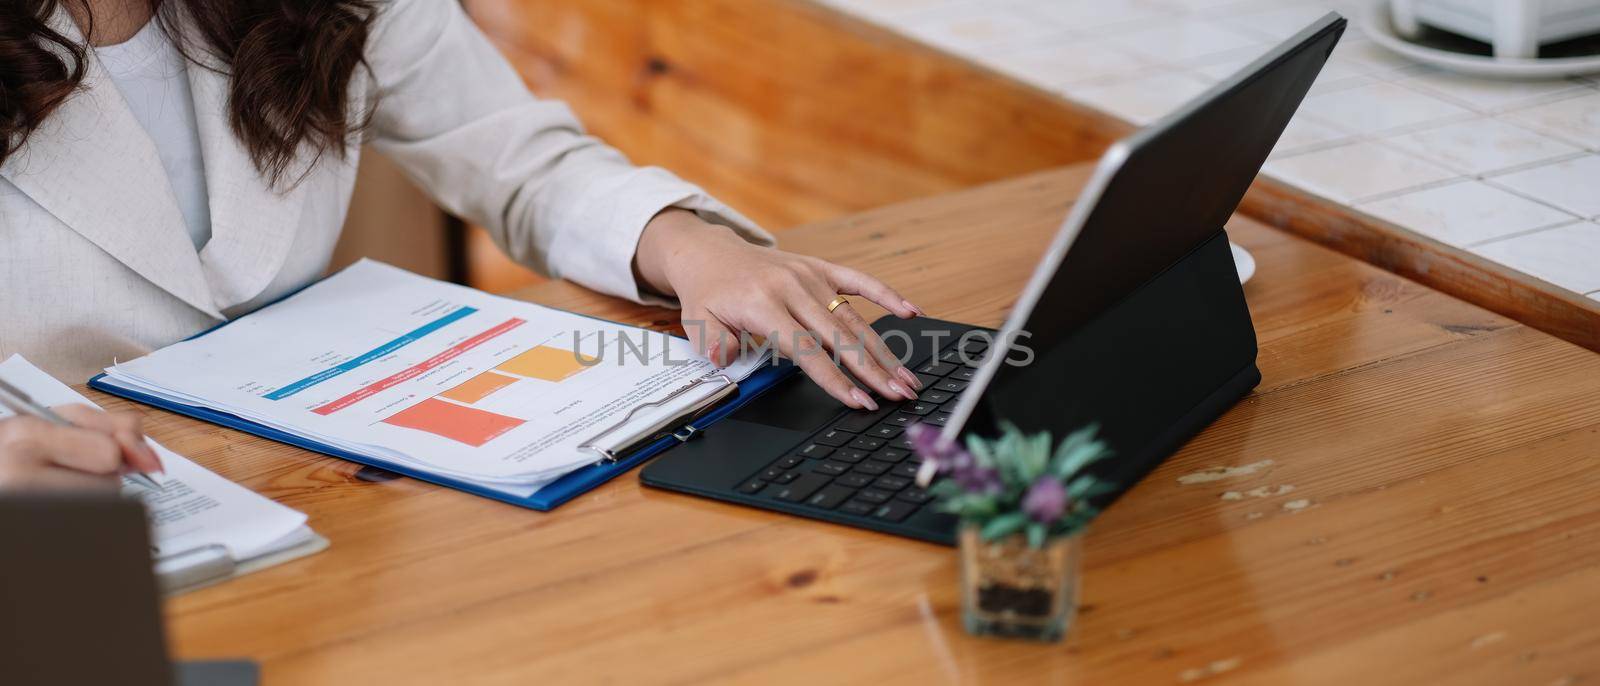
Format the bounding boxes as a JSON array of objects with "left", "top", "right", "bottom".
[
  {"left": 0, "top": 355, "right": 323, "bottom": 593},
  {"left": 98, "top": 260, "right": 769, "bottom": 500}
]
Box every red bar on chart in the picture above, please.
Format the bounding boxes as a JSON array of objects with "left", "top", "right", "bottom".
[
  {"left": 312, "top": 317, "right": 525, "bottom": 416},
  {"left": 382, "top": 398, "right": 523, "bottom": 447}
]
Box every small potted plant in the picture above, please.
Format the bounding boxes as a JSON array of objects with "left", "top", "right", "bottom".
[{"left": 909, "top": 421, "right": 1115, "bottom": 641}]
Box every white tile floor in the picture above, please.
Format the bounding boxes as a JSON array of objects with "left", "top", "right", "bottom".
[{"left": 815, "top": 0, "right": 1600, "bottom": 301}]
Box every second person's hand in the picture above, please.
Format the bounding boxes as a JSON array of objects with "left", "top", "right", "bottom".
[{"left": 0, "top": 405, "right": 163, "bottom": 492}]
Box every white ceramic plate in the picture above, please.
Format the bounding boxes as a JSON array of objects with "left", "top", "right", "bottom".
[
  {"left": 1364, "top": 1, "right": 1600, "bottom": 79},
  {"left": 1230, "top": 242, "right": 1256, "bottom": 285}
]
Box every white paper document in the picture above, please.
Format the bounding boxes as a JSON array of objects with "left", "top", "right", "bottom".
[
  {"left": 0, "top": 355, "right": 319, "bottom": 583},
  {"left": 100, "top": 260, "right": 770, "bottom": 498}
]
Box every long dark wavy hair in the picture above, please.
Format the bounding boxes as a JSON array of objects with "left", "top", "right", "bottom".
[{"left": 0, "top": 0, "right": 379, "bottom": 185}]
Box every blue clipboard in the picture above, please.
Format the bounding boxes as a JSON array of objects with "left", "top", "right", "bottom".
[
  {"left": 90, "top": 361, "right": 795, "bottom": 511},
  {"left": 85, "top": 266, "right": 799, "bottom": 510}
]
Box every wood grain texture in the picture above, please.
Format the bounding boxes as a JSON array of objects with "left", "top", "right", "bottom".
[
  {"left": 84, "top": 164, "right": 1600, "bottom": 685},
  {"left": 456, "top": 0, "right": 1123, "bottom": 292},
  {"left": 459, "top": 0, "right": 1600, "bottom": 354}
]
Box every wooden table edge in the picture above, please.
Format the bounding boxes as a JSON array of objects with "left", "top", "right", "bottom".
[{"left": 794, "top": 0, "right": 1600, "bottom": 354}]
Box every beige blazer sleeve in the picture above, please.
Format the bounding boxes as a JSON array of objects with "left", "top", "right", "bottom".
[{"left": 363, "top": 0, "right": 773, "bottom": 304}]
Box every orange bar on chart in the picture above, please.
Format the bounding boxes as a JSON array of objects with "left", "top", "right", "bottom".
[
  {"left": 439, "top": 371, "right": 519, "bottom": 404},
  {"left": 495, "top": 345, "right": 594, "bottom": 382},
  {"left": 382, "top": 398, "right": 523, "bottom": 447}
]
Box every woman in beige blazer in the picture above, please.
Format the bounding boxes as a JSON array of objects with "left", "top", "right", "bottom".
[{"left": 0, "top": 0, "right": 925, "bottom": 489}]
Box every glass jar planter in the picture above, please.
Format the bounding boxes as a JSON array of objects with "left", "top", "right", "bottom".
[{"left": 958, "top": 525, "right": 1082, "bottom": 641}]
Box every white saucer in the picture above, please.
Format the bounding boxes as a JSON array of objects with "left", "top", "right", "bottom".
[
  {"left": 1364, "top": 2, "right": 1600, "bottom": 79},
  {"left": 1230, "top": 242, "right": 1256, "bottom": 285}
]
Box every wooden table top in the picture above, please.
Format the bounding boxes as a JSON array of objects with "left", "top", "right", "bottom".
[{"left": 91, "top": 163, "right": 1600, "bottom": 685}]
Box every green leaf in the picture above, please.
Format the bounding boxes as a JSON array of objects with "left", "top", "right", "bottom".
[
  {"left": 987, "top": 422, "right": 1042, "bottom": 488},
  {"left": 938, "top": 492, "right": 1000, "bottom": 519},
  {"left": 1019, "top": 429, "right": 1051, "bottom": 483},
  {"left": 1067, "top": 474, "right": 1118, "bottom": 500},
  {"left": 1052, "top": 505, "right": 1102, "bottom": 536},
  {"left": 965, "top": 433, "right": 995, "bottom": 468},
  {"left": 1052, "top": 424, "right": 1113, "bottom": 479},
  {"left": 1026, "top": 522, "right": 1047, "bottom": 549},
  {"left": 980, "top": 511, "right": 1029, "bottom": 541},
  {"left": 928, "top": 479, "right": 962, "bottom": 499}
]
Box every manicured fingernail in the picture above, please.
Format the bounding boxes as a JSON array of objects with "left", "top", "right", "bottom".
[
  {"left": 888, "top": 380, "right": 914, "bottom": 401},
  {"left": 896, "top": 367, "right": 923, "bottom": 390},
  {"left": 138, "top": 443, "right": 164, "bottom": 472},
  {"left": 850, "top": 388, "right": 878, "bottom": 412},
  {"left": 901, "top": 300, "right": 924, "bottom": 317}
]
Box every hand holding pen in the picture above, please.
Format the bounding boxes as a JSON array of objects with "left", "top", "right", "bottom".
[{"left": 0, "top": 378, "right": 165, "bottom": 492}]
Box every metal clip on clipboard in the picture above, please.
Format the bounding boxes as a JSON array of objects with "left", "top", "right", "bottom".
[{"left": 577, "top": 373, "right": 737, "bottom": 463}]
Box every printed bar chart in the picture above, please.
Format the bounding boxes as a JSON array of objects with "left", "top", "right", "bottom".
[
  {"left": 382, "top": 398, "right": 523, "bottom": 447},
  {"left": 496, "top": 345, "right": 594, "bottom": 382},
  {"left": 310, "top": 317, "right": 525, "bottom": 416}
]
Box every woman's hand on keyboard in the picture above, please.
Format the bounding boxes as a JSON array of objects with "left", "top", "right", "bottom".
[{"left": 634, "top": 209, "right": 926, "bottom": 410}]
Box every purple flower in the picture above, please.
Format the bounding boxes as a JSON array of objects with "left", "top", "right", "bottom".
[
  {"left": 1022, "top": 477, "right": 1069, "bottom": 523},
  {"left": 954, "top": 465, "right": 1003, "bottom": 495},
  {"left": 907, "top": 423, "right": 965, "bottom": 466},
  {"left": 908, "top": 423, "right": 998, "bottom": 494}
]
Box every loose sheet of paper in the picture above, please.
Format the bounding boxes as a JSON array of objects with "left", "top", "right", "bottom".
[
  {"left": 105, "top": 260, "right": 768, "bottom": 490},
  {"left": 0, "top": 355, "right": 309, "bottom": 561}
]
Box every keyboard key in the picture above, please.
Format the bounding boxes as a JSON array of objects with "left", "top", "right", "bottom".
[
  {"left": 854, "top": 488, "right": 893, "bottom": 504},
  {"left": 834, "top": 406, "right": 894, "bottom": 433},
  {"left": 903, "top": 402, "right": 937, "bottom": 416},
  {"left": 795, "top": 444, "right": 833, "bottom": 460},
  {"left": 915, "top": 373, "right": 939, "bottom": 389},
  {"left": 873, "top": 500, "right": 919, "bottom": 522},
  {"left": 918, "top": 389, "right": 954, "bottom": 404},
  {"left": 892, "top": 462, "right": 921, "bottom": 478},
  {"left": 840, "top": 499, "right": 877, "bottom": 516},
  {"left": 873, "top": 475, "right": 912, "bottom": 491},
  {"left": 925, "top": 412, "right": 952, "bottom": 427},
  {"left": 770, "top": 473, "right": 831, "bottom": 502},
  {"left": 806, "top": 484, "right": 857, "bottom": 510},
  {"left": 813, "top": 460, "right": 849, "bottom": 476},
  {"left": 952, "top": 367, "right": 977, "bottom": 381},
  {"left": 896, "top": 488, "right": 933, "bottom": 504},
  {"left": 774, "top": 470, "right": 801, "bottom": 484},
  {"left": 866, "top": 424, "right": 903, "bottom": 440},
  {"left": 848, "top": 436, "right": 885, "bottom": 451},
  {"left": 760, "top": 467, "right": 786, "bottom": 480},
  {"left": 775, "top": 455, "right": 806, "bottom": 469},
  {"left": 933, "top": 379, "right": 969, "bottom": 393},
  {"left": 876, "top": 448, "right": 910, "bottom": 463},
  {"left": 815, "top": 429, "right": 853, "bottom": 446},
  {"left": 885, "top": 413, "right": 920, "bottom": 427},
  {"left": 853, "top": 460, "right": 893, "bottom": 475},
  {"left": 942, "top": 348, "right": 982, "bottom": 368},
  {"left": 738, "top": 479, "right": 766, "bottom": 494},
  {"left": 836, "top": 473, "right": 874, "bottom": 488},
  {"left": 916, "top": 361, "right": 957, "bottom": 376},
  {"left": 960, "top": 338, "right": 989, "bottom": 356},
  {"left": 888, "top": 436, "right": 914, "bottom": 451},
  {"left": 831, "top": 449, "right": 870, "bottom": 463}
]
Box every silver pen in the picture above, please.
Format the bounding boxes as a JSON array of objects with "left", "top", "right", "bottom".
[{"left": 0, "top": 377, "right": 165, "bottom": 492}]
